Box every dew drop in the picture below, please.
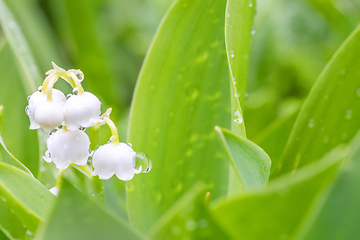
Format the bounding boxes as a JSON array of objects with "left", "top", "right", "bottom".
[
  {"left": 230, "top": 50, "right": 234, "bottom": 58},
  {"left": 233, "top": 110, "right": 243, "bottom": 124},
  {"left": 79, "top": 126, "right": 86, "bottom": 131},
  {"left": 249, "top": 0, "right": 253, "bottom": 7},
  {"left": 127, "top": 142, "right": 133, "bottom": 148},
  {"left": 45, "top": 150, "right": 51, "bottom": 158},
  {"left": 186, "top": 219, "right": 197, "bottom": 231},
  {"left": 251, "top": 26, "right": 256, "bottom": 35},
  {"left": 345, "top": 109, "right": 353, "bottom": 120},
  {"left": 227, "top": 13, "right": 230, "bottom": 17},
  {"left": 76, "top": 73, "right": 84, "bottom": 82},
  {"left": 38, "top": 86, "right": 43, "bottom": 92},
  {"left": 66, "top": 94, "right": 72, "bottom": 99},
  {"left": 27, "top": 95, "right": 31, "bottom": 101},
  {"left": 308, "top": 119, "right": 315, "bottom": 128},
  {"left": 72, "top": 87, "right": 79, "bottom": 95},
  {"left": 25, "top": 106, "right": 30, "bottom": 116},
  {"left": 134, "top": 153, "right": 152, "bottom": 173}
]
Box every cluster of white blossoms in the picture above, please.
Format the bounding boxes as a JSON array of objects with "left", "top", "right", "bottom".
[{"left": 26, "top": 62, "right": 151, "bottom": 187}]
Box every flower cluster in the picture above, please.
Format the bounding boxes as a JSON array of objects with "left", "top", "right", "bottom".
[{"left": 26, "top": 63, "right": 151, "bottom": 189}]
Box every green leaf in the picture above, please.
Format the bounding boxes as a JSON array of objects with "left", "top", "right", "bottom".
[
  {"left": 215, "top": 126, "right": 270, "bottom": 194},
  {"left": 299, "top": 133, "right": 360, "bottom": 239},
  {"left": 253, "top": 110, "right": 298, "bottom": 167},
  {"left": 0, "top": 43, "right": 39, "bottom": 176},
  {"left": 3, "top": 0, "right": 65, "bottom": 73},
  {"left": 149, "top": 183, "right": 231, "bottom": 240},
  {"left": 0, "top": 198, "right": 26, "bottom": 240},
  {"left": 127, "top": 0, "right": 231, "bottom": 232},
  {"left": 0, "top": 162, "right": 55, "bottom": 232},
  {"left": 0, "top": 135, "right": 32, "bottom": 176},
  {"left": 211, "top": 146, "right": 345, "bottom": 240},
  {"left": 36, "top": 178, "right": 145, "bottom": 240},
  {"left": 225, "top": 0, "right": 256, "bottom": 136},
  {"left": 272, "top": 23, "right": 360, "bottom": 178},
  {"left": 0, "top": 0, "right": 41, "bottom": 94}
]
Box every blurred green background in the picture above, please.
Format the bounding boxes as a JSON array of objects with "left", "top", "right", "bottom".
[{"left": 0, "top": 0, "right": 360, "bottom": 173}]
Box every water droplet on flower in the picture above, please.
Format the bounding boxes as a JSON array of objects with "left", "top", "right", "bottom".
[
  {"left": 109, "top": 135, "right": 116, "bottom": 142},
  {"left": 90, "top": 150, "right": 95, "bottom": 157},
  {"left": 72, "top": 87, "right": 79, "bottom": 95},
  {"left": 79, "top": 126, "right": 86, "bottom": 131},
  {"left": 66, "top": 94, "right": 72, "bottom": 99},
  {"left": 38, "top": 86, "right": 43, "bottom": 92},
  {"left": 134, "top": 153, "right": 152, "bottom": 173},
  {"left": 76, "top": 73, "right": 84, "bottom": 82},
  {"left": 345, "top": 109, "right": 353, "bottom": 120},
  {"left": 25, "top": 106, "right": 30, "bottom": 116},
  {"left": 99, "top": 117, "right": 105, "bottom": 124},
  {"left": 127, "top": 142, "right": 132, "bottom": 148},
  {"left": 308, "top": 119, "right": 315, "bottom": 128}
]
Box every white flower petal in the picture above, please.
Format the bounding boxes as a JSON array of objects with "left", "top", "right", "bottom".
[
  {"left": 64, "top": 92, "right": 101, "bottom": 131},
  {"left": 34, "top": 101, "right": 64, "bottom": 131},
  {"left": 46, "top": 129, "right": 90, "bottom": 170},
  {"left": 92, "top": 143, "right": 137, "bottom": 181},
  {"left": 26, "top": 89, "right": 66, "bottom": 130}
]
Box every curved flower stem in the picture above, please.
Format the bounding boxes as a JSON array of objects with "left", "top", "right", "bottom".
[
  {"left": 67, "top": 71, "right": 85, "bottom": 95},
  {"left": 41, "top": 74, "right": 59, "bottom": 101},
  {"left": 105, "top": 117, "right": 120, "bottom": 145}
]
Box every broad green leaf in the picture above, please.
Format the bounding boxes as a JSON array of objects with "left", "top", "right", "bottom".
[
  {"left": 271, "top": 23, "right": 360, "bottom": 178},
  {"left": 253, "top": 110, "right": 298, "bottom": 167},
  {"left": 0, "top": 44, "right": 39, "bottom": 175},
  {"left": 0, "top": 163, "right": 55, "bottom": 232},
  {"left": 0, "top": 198, "right": 26, "bottom": 239},
  {"left": 149, "top": 183, "right": 231, "bottom": 240},
  {"left": 225, "top": 0, "right": 255, "bottom": 136},
  {"left": 3, "top": 0, "right": 65, "bottom": 72},
  {"left": 0, "top": 0, "right": 41, "bottom": 94},
  {"left": 127, "top": 0, "right": 231, "bottom": 232},
  {"left": 211, "top": 146, "right": 345, "bottom": 240},
  {"left": 0, "top": 135, "right": 32, "bottom": 176},
  {"left": 299, "top": 134, "right": 360, "bottom": 239},
  {"left": 36, "top": 178, "right": 145, "bottom": 240},
  {"left": 215, "top": 126, "right": 270, "bottom": 194}
]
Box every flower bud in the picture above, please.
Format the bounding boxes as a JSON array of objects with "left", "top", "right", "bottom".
[
  {"left": 26, "top": 89, "right": 66, "bottom": 130},
  {"left": 91, "top": 143, "right": 139, "bottom": 181},
  {"left": 64, "top": 92, "right": 101, "bottom": 131},
  {"left": 45, "top": 129, "right": 90, "bottom": 170}
]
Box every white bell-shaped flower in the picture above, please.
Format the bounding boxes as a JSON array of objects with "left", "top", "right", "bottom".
[
  {"left": 26, "top": 89, "right": 66, "bottom": 130},
  {"left": 91, "top": 143, "right": 140, "bottom": 181},
  {"left": 44, "top": 129, "right": 90, "bottom": 170},
  {"left": 34, "top": 101, "right": 64, "bottom": 131},
  {"left": 64, "top": 92, "right": 101, "bottom": 131}
]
